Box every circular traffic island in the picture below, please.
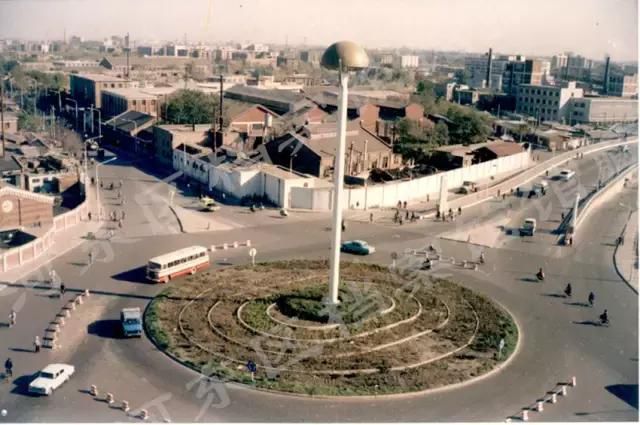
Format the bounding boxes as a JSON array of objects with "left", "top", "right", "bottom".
[{"left": 145, "top": 260, "right": 518, "bottom": 396}]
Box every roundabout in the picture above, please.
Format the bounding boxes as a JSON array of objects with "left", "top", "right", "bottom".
[{"left": 145, "top": 260, "right": 518, "bottom": 396}]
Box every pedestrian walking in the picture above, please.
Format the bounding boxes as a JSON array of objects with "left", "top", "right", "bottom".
[
  {"left": 458, "top": 207, "right": 462, "bottom": 216},
  {"left": 88, "top": 212, "right": 92, "bottom": 221},
  {"left": 369, "top": 212, "right": 374, "bottom": 223},
  {"left": 405, "top": 210, "right": 409, "bottom": 220},
  {"left": 4, "top": 358, "right": 13, "bottom": 379},
  {"left": 118, "top": 219, "right": 123, "bottom": 229},
  {"left": 9, "top": 310, "right": 16, "bottom": 328},
  {"left": 60, "top": 283, "right": 65, "bottom": 296},
  {"left": 100, "top": 181, "right": 104, "bottom": 189},
  {"left": 403, "top": 201, "right": 407, "bottom": 209},
  {"left": 502, "top": 193, "right": 506, "bottom": 201},
  {"left": 121, "top": 210, "right": 125, "bottom": 220},
  {"left": 561, "top": 212, "right": 565, "bottom": 220},
  {"left": 34, "top": 336, "right": 41, "bottom": 353},
  {"left": 341, "top": 219, "right": 346, "bottom": 232},
  {"left": 88, "top": 251, "right": 94, "bottom": 265}
]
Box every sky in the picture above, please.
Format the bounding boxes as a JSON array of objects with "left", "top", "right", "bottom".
[{"left": 0, "top": 0, "right": 637, "bottom": 61}]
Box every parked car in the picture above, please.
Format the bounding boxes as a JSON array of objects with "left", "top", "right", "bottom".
[
  {"left": 559, "top": 169, "right": 575, "bottom": 181},
  {"left": 341, "top": 240, "right": 376, "bottom": 255},
  {"left": 28, "top": 364, "right": 75, "bottom": 395},
  {"left": 520, "top": 218, "right": 537, "bottom": 236},
  {"left": 121, "top": 307, "right": 143, "bottom": 337}
]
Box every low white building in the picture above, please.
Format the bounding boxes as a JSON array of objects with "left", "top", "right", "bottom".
[
  {"left": 567, "top": 97, "right": 638, "bottom": 124},
  {"left": 171, "top": 144, "right": 321, "bottom": 208}
]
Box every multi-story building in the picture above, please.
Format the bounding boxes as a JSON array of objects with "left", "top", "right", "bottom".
[
  {"left": 567, "top": 97, "right": 638, "bottom": 124},
  {"left": 464, "top": 53, "right": 513, "bottom": 90},
  {"left": 502, "top": 59, "right": 544, "bottom": 95},
  {"left": 607, "top": 73, "right": 638, "bottom": 97},
  {"left": 551, "top": 53, "right": 569, "bottom": 71},
  {"left": 516, "top": 81, "right": 583, "bottom": 123},
  {"left": 399, "top": 55, "right": 419, "bottom": 69},
  {"left": 101, "top": 88, "right": 161, "bottom": 118},
  {"left": 69, "top": 73, "right": 133, "bottom": 108},
  {"left": 137, "top": 46, "right": 154, "bottom": 56}
]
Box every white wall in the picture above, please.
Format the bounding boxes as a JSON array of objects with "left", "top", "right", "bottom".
[
  {"left": 288, "top": 149, "right": 531, "bottom": 210},
  {"left": 342, "top": 149, "right": 531, "bottom": 209}
]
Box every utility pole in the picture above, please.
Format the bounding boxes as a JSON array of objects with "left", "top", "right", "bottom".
[
  {"left": 125, "top": 32, "right": 130, "bottom": 79},
  {"left": 1, "top": 79, "right": 5, "bottom": 158}
]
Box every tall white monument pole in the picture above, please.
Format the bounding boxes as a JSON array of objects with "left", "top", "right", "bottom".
[{"left": 327, "top": 67, "right": 349, "bottom": 305}]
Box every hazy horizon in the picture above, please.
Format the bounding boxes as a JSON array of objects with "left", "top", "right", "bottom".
[{"left": 0, "top": 0, "right": 637, "bottom": 62}]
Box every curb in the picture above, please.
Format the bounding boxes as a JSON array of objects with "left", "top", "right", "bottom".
[
  {"left": 613, "top": 210, "right": 638, "bottom": 294},
  {"left": 167, "top": 204, "right": 186, "bottom": 234}
]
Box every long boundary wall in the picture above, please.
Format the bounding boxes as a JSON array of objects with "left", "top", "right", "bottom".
[{"left": 0, "top": 197, "right": 90, "bottom": 274}]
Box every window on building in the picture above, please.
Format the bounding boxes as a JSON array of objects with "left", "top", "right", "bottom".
[
  {"left": 132, "top": 100, "right": 137, "bottom": 106},
  {"left": 142, "top": 100, "right": 146, "bottom": 106},
  {"left": 111, "top": 84, "right": 115, "bottom": 88}
]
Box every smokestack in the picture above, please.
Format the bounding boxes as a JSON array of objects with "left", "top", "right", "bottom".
[
  {"left": 603, "top": 55, "right": 611, "bottom": 95},
  {"left": 485, "top": 48, "right": 493, "bottom": 89}
]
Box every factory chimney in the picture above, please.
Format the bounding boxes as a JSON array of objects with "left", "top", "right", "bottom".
[{"left": 485, "top": 48, "right": 493, "bottom": 89}]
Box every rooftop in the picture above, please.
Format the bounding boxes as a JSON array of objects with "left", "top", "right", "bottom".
[
  {"left": 70, "top": 73, "right": 128, "bottom": 83},
  {"left": 225, "top": 85, "right": 307, "bottom": 105},
  {"left": 105, "top": 111, "right": 155, "bottom": 133},
  {"left": 102, "top": 87, "right": 158, "bottom": 99}
]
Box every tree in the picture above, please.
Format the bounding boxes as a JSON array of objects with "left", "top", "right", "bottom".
[
  {"left": 444, "top": 104, "right": 493, "bottom": 145},
  {"left": 18, "top": 111, "right": 44, "bottom": 132},
  {"left": 432, "top": 121, "right": 450, "bottom": 146},
  {"left": 165, "top": 90, "right": 220, "bottom": 126}
]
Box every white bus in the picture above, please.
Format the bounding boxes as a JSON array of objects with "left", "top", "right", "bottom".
[{"left": 146, "top": 246, "right": 210, "bottom": 283}]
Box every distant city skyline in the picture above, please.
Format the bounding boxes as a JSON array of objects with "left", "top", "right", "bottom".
[{"left": 0, "top": 0, "right": 637, "bottom": 62}]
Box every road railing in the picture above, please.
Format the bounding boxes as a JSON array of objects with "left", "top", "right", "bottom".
[
  {"left": 448, "top": 138, "right": 637, "bottom": 214},
  {"left": 563, "top": 163, "right": 637, "bottom": 244}
]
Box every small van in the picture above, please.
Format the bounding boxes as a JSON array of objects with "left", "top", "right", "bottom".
[
  {"left": 121, "top": 308, "right": 143, "bottom": 337},
  {"left": 520, "top": 218, "right": 537, "bottom": 237}
]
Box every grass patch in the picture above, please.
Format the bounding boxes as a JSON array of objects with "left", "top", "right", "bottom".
[{"left": 144, "top": 261, "right": 519, "bottom": 396}]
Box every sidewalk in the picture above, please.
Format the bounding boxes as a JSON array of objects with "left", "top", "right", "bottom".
[
  {"left": 0, "top": 186, "right": 104, "bottom": 284},
  {"left": 614, "top": 209, "right": 638, "bottom": 293}
]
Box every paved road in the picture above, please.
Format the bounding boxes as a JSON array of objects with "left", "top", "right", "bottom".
[{"left": 0, "top": 145, "right": 636, "bottom": 422}]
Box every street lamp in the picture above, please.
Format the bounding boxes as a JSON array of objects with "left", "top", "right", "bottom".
[
  {"left": 67, "top": 98, "right": 79, "bottom": 129},
  {"left": 321, "top": 41, "right": 369, "bottom": 305},
  {"left": 90, "top": 105, "right": 102, "bottom": 138}
]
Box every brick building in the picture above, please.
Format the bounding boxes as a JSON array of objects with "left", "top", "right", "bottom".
[
  {"left": 0, "top": 183, "right": 54, "bottom": 230},
  {"left": 101, "top": 88, "right": 160, "bottom": 118},
  {"left": 69, "top": 73, "right": 133, "bottom": 108}
]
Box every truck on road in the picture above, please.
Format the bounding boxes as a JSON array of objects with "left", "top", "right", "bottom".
[
  {"left": 121, "top": 308, "right": 143, "bottom": 337},
  {"left": 520, "top": 218, "right": 537, "bottom": 237}
]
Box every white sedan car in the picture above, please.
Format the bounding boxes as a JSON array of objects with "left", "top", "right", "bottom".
[
  {"left": 28, "top": 364, "right": 75, "bottom": 395},
  {"left": 558, "top": 169, "right": 576, "bottom": 181}
]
